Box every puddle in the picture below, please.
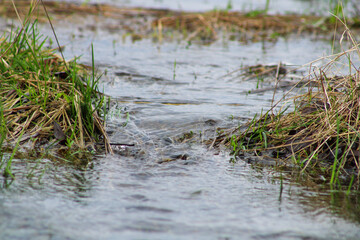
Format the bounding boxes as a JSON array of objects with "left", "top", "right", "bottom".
[{"left": 1, "top": 1, "right": 360, "bottom": 239}]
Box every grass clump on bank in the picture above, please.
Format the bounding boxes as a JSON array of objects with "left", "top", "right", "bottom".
[
  {"left": 222, "top": 26, "right": 360, "bottom": 188},
  {"left": 0, "top": 20, "right": 112, "bottom": 164}
]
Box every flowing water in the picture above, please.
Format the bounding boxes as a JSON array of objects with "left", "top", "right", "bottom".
[{"left": 1, "top": 1, "right": 360, "bottom": 239}]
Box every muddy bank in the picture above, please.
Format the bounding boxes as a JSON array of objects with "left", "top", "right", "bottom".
[{"left": 2, "top": 0, "right": 360, "bottom": 43}]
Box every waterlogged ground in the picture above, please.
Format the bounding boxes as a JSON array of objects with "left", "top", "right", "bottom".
[
  {"left": 49, "top": 0, "right": 355, "bottom": 15},
  {"left": 1, "top": 1, "right": 360, "bottom": 239}
]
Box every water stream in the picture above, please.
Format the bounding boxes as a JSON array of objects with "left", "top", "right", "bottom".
[{"left": 1, "top": 1, "right": 360, "bottom": 239}]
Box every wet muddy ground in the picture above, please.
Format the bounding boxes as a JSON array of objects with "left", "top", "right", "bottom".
[
  {"left": 1, "top": 1, "right": 360, "bottom": 239},
  {"left": 47, "top": 0, "right": 358, "bottom": 15}
]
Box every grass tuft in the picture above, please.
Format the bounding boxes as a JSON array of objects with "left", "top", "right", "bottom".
[
  {"left": 0, "top": 2, "right": 112, "bottom": 165},
  {"left": 216, "top": 18, "right": 360, "bottom": 188}
]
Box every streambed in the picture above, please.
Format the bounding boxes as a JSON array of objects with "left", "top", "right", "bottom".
[{"left": 1, "top": 1, "right": 360, "bottom": 239}]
